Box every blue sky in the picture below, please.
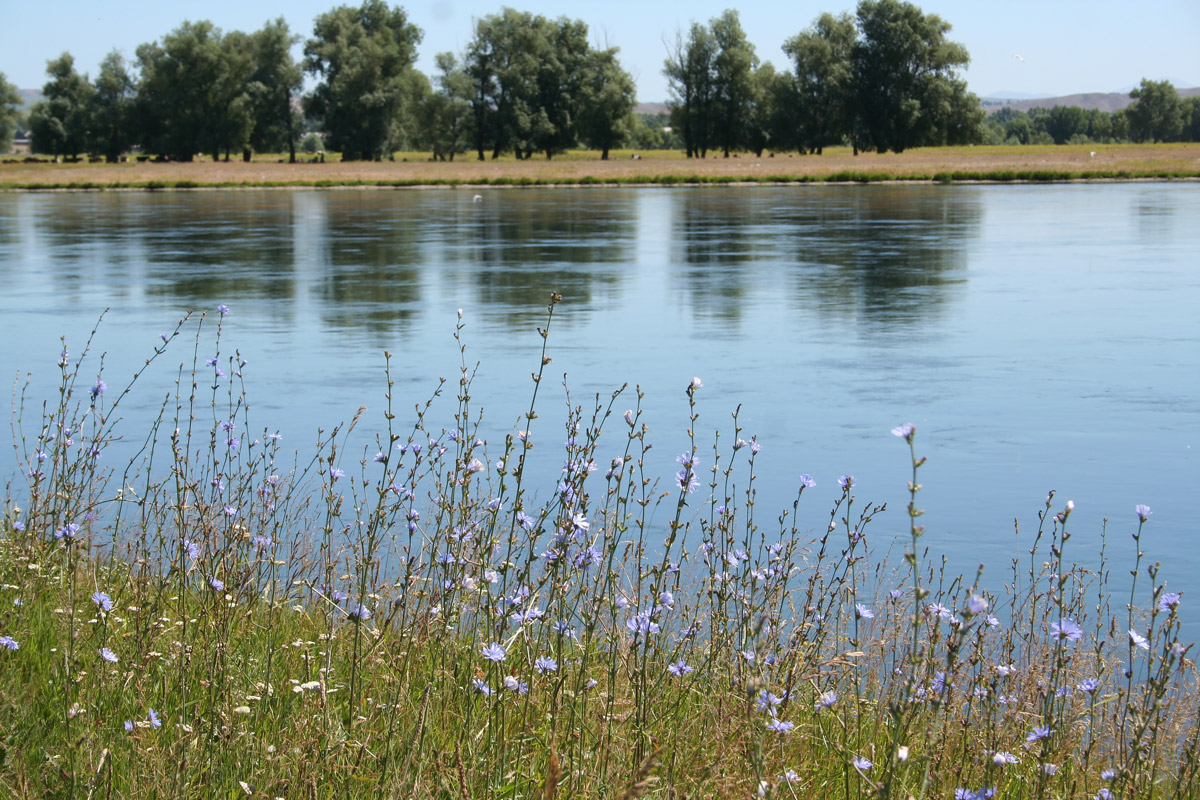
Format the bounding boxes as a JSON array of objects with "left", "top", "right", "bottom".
[{"left": 2, "top": 0, "right": 1197, "bottom": 101}]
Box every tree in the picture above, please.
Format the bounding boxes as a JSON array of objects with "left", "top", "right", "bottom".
[
  {"left": 1182, "top": 96, "right": 1200, "bottom": 143},
  {"left": 709, "top": 10, "right": 757, "bottom": 157},
  {"left": 1127, "top": 79, "right": 1183, "bottom": 143},
  {"left": 88, "top": 51, "right": 135, "bottom": 162},
  {"left": 744, "top": 62, "right": 795, "bottom": 156},
  {"left": 418, "top": 52, "right": 472, "bottom": 161},
  {"left": 577, "top": 45, "right": 637, "bottom": 159},
  {"left": 1041, "top": 105, "right": 1088, "bottom": 144},
  {"left": 663, "top": 22, "right": 716, "bottom": 158},
  {"left": 0, "top": 72, "right": 22, "bottom": 154},
  {"left": 29, "top": 53, "right": 94, "bottom": 158},
  {"left": 303, "top": 0, "right": 423, "bottom": 161},
  {"left": 462, "top": 9, "right": 599, "bottom": 160},
  {"left": 136, "top": 21, "right": 253, "bottom": 161},
  {"left": 783, "top": 12, "right": 856, "bottom": 154},
  {"left": 246, "top": 18, "right": 303, "bottom": 162},
  {"left": 852, "top": 0, "right": 976, "bottom": 153}
]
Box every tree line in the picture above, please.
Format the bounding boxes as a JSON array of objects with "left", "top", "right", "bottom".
[{"left": 2, "top": 0, "right": 1199, "bottom": 162}]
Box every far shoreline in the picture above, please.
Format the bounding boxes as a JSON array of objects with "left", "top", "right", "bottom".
[{"left": 3, "top": 143, "right": 1199, "bottom": 191}]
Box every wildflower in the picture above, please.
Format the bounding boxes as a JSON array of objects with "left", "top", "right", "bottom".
[
  {"left": 927, "top": 603, "right": 954, "bottom": 621},
  {"left": 739, "top": 649, "right": 756, "bottom": 663},
  {"left": 676, "top": 467, "right": 699, "bottom": 493},
  {"left": 891, "top": 422, "right": 915, "bottom": 441},
  {"left": 1129, "top": 628, "right": 1150, "bottom": 651},
  {"left": 0, "top": 636, "right": 18, "bottom": 650},
  {"left": 690, "top": 377, "right": 703, "bottom": 390},
  {"left": 223, "top": 505, "right": 237, "bottom": 517},
  {"left": 329, "top": 468, "right": 345, "bottom": 480},
  {"left": 855, "top": 603, "right": 875, "bottom": 620},
  {"left": 1135, "top": 504, "right": 1151, "bottom": 522},
  {"left": 799, "top": 474, "right": 816, "bottom": 488},
  {"left": 779, "top": 769, "right": 800, "bottom": 782},
  {"left": 1043, "top": 763, "right": 1059, "bottom": 775},
  {"left": 1027, "top": 726, "right": 1053, "bottom": 743},
  {"left": 90, "top": 591, "right": 114, "bottom": 612},
  {"left": 1078, "top": 678, "right": 1101, "bottom": 693},
  {"left": 98, "top": 647, "right": 119, "bottom": 663},
  {"left": 1101, "top": 769, "right": 1116, "bottom": 780},
  {"left": 967, "top": 595, "right": 989, "bottom": 615},
  {"left": 147, "top": 708, "right": 161, "bottom": 728},
  {"left": 749, "top": 439, "right": 762, "bottom": 453},
  {"left": 481, "top": 642, "right": 507, "bottom": 662},
  {"left": 348, "top": 604, "right": 371, "bottom": 622},
  {"left": 853, "top": 756, "right": 873, "bottom": 770},
  {"left": 766, "top": 718, "right": 794, "bottom": 733},
  {"left": 486, "top": 497, "right": 503, "bottom": 511},
  {"left": 503, "top": 675, "right": 529, "bottom": 694},
  {"left": 985, "top": 614, "right": 1001, "bottom": 627},
  {"left": 251, "top": 535, "right": 273, "bottom": 550},
  {"left": 625, "top": 612, "right": 660, "bottom": 636},
  {"left": 995, "top": 663, "right": 1017, "bottom": 678},
  {"left": 838, "top": 474, "right": 854, "bottom": 490},
  {"left": 90, "top": 379, "right": 106, "bottom": 400},
  {"left": 217, "top": 304, "right": 230, "bottom": 315},
  {"left": 992, "top": 751, "right": 1019, "bottom": 765},
  {"left": 535, "top": 656, "right": 558, "bottom": 674},
  {"left": 667, "top": 658, "right": 692, "bottom": 677},
  {"left": 586, "top": 679, "right": 598, "bottom": 689},
  {"left": 124, "top": 720, "right": 133, "bottom": 732},
  {"left": 816, "top": 690, "right": 838, "bottom": 710},
  {"left": 1050, "top": 618, "right": 1084, "bottom": 642},
  {"left": 1159, "top": 591, "right": 1181, "bottom": 612},
  {"left": 183, "top": 539, "right": 200, "bottom": 560},
  {"left": 756, "top": 690, "right": 782, "bottom": 712},
  {"left": 55, "top": 522, "right": 82, "bottom": 541}
]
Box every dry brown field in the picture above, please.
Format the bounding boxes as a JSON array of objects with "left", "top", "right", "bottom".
[{"left": 2, "top": 143, "right": 1199, "bottom": 187}]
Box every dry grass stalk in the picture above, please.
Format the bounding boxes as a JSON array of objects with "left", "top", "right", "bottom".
[{"left": 619, "top": 746, "right": 664, "bottom": 800}]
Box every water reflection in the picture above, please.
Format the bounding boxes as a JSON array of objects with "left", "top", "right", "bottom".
[
  {"left": 667, "top": 187, "right": 980, "bottom": 329},
  {"left": 3, "top": 187, "right": 982, "bottom": 338}
]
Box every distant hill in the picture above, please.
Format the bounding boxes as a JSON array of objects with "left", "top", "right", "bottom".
[
  {"left": 635, "top": 103, "right": 669, "bottom": 116},
  {"left": 641, "top": 89, "right": 1200, "bottom": 117},
  {"left": 982, "top": 88, "right": 1200, "bottom": 115},
  {"left": 17, "top": 89, "right": 43, "bottom": 108}
]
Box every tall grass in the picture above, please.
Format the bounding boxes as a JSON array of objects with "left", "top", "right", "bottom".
[{"left": 1, "top": 297, "right": 1194, "bottom": 799}]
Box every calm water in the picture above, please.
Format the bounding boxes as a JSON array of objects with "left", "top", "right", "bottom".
[{"left": 1, "top": 185, "right": 1197, "bottom": 612}]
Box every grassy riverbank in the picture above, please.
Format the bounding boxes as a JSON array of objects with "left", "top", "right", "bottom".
[
  {"left": 1, "top": 300, "right": 1195, "bottom": 799},
  {"left": 2, "top": 144, "right": 1200, "bottom": 189}
]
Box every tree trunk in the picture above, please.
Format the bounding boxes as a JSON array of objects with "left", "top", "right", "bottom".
[
  {"left": 243, "top": 149, "right": 252, "bottom": 163},
  {"left": 601, "top": 148, "right": 609, "bottom": 160}
]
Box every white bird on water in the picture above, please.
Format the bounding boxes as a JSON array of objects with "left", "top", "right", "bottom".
[{"left": 472, "top": 194, "right": 483, "bottom": 203}]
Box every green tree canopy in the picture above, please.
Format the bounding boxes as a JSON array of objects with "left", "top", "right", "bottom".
[
  {"left": 304, "top": 0, "right": 423, "bottom": 161},
  {"left": 576, "top": 45, "right": 637, "bottom": 160},
  {"left": 663, "top": 22, "right": 716, "bottom": 158},
  {"left": 29, "top": 53, "right": 94, "bottom": 158},
  {"left": 0, "top": 72, "right": 23, "bottom": 154},
  {"left": 246, "top": 18, "right": 303, "bottom": 162},
  {"left": 89, "top": 51, "right": 135, "bottom": 162},
  {"left": 852, "top": 0, "right": 977, "bottom": 153},
  {"left": 783, "top": 12, "right": 856, "bottom": 154},
  {"left": 709, "top": 10, "right": 758, "bottom": 158},
  {"left": 1127, "top": 78, "right": 1183, "bottom": 143},
  {"left": 418, "top": 52, "right": 473, "bottom": 161},
  {"left": 136, "top": 21, "right": 255, "bottom": 161}
]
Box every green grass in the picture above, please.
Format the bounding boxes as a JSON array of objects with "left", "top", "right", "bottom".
[{"left": 1, "top": 302, "right": 1196, "bottom": 799}]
